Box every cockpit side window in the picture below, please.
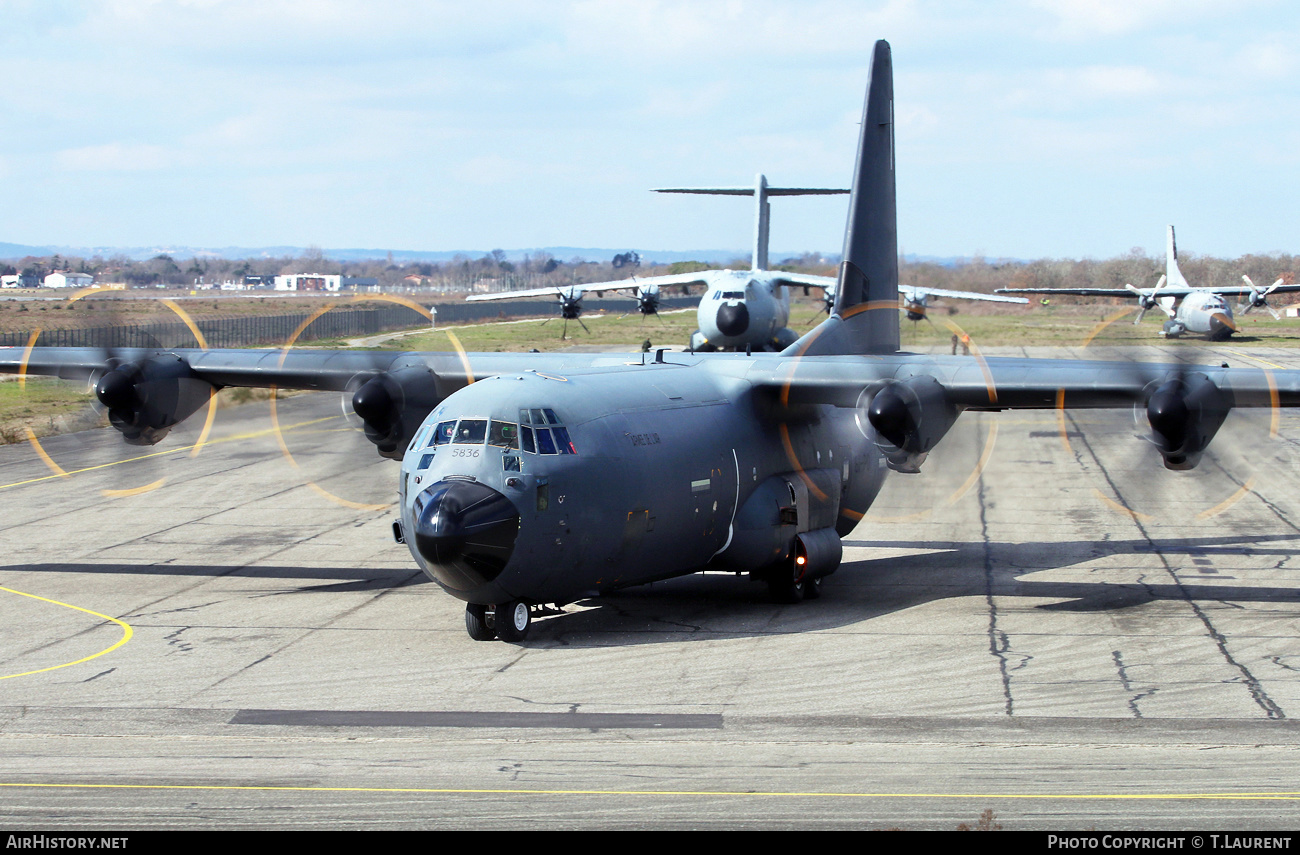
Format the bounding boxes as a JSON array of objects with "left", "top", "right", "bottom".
[
  {"left": 520, "top": 425, "right": 536, "bottom": 454},
  {"left": 552, "top": 426, "right": 576, "bottom": 454},
  {"left": 430, "top": 421, "right": 456, "bottom": 446},
  {"left": 488, "top": 420, "right": 520, "bottom": 449},
  {"left": 408, "top": 425, "right": 429, "bottom": 453},
  {"left": 454, "top": 419, "right": 487, "bottom": 444}
]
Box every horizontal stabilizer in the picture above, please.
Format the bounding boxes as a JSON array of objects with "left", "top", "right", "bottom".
[{"left": 654, "top": 187, "right": 848, "bottom": 196}]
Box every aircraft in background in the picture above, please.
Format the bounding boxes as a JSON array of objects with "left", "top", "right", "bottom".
[
  {"left": 8, "top": 42, "right": 1300, "bottom": 644},
  {"left": 468, "top": 175, "right": 1026, "bottom": 350},
  {"left": 997, "top": 226, "right": 1296, "bottom": 340}
]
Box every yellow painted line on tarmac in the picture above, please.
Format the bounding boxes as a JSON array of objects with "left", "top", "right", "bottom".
[
  {"left": 0, "top": 415, "right": 339, "bottom": 492},
  {"left": 1229, "top": 351, "right": 1288, "bottom": 371},
  {"left": 0, "top": 586, "right": 133, "bottom": 681},
  {"left": 0, "top": 781, "right": 1299, "bottom": 801}
]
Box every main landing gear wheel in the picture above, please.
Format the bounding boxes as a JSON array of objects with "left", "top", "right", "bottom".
[
  {"left": 767, "top": 565, "right": 807, "bottom": 604},
  {"left": 465, "top": 603, "right": 496, "bottom": 641},
  {"left": 803, "top": 576, "right": 823, "bottom": 600},
  {"left": 495, "top": 600, "right": 531, "bottom": 642}
]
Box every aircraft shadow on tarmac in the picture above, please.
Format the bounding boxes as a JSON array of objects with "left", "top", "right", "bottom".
[
  {"left": 517, "top": 532, "right": 1300, "bottom": 645},
  {"left": 13, "top": 532, "right": 1298, "bottom": 645}
]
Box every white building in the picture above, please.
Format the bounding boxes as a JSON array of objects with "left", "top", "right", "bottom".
[
  {"left": 43, "top": 271, "right": 94, "bottom": 288},
  {"left": 274, "top": 273, "right": 341, "bottom": 292}
]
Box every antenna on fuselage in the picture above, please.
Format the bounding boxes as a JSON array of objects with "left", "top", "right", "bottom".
[{"left": 653, "top": 176, "right": 848, "bottom": 271}]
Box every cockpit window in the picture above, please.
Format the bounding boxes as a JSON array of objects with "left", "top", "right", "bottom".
[
  {"left": 518, "top": 408, "right": 577, "bottom": 454},
  {"left": 453, "top": 419, "right": 487, "bottom": 444},
  {"left": 407, "top": 425, "right": 428, "bottom": 453},
  {"left": 488, "top": 420, "right": 520, "bottom": 449},
  {"left": 429, "top": 421, "right": 456, "bottom": 446},
  {"left": 721, "top": 291, "right": 744, "bottom": 299},
  {"left": 552, "top": 426, "right": 576, "bottom": 454}
]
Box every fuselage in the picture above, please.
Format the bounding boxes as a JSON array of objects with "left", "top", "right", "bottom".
[
  {"left": 396, "top": 361, "right": 885, "bottom": 607},
  {"left": 693, "top": 270, "right": 793, "bottom": 351},
  {"left": 1166, "top": 291, "right": 1235, "bottom": 340}
]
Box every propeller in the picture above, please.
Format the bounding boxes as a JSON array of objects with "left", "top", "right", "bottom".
[
  {"left": 1238, "top": 275, "right": 1285, "bottom": 320},
  {"left": 1055, "top": 329, "right": 1286, "bottom": 521},
  {"left": 538, "top": 286, "right": 589, "bottom": 339},
  {"left": 269, "top": 297, "right": 453, "bottom": 511},
  {"left": 16, "top": 289, "right": 219, "bottom": 498},
  {"left": 620, "top": 284, "right": 663, "bottom": 324},
  {"left": 1126, "top": 275, "right": 1169, "bottom": 324},
  {"left": 852, "top": 319, "right": 1002, "bottom": 523}
]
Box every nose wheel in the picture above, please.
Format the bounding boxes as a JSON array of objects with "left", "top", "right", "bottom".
[
  {"left": 464, "top": 601, "right": 532, "bottom": 642},
  {"left": 465, "top": 603, "right": 495, "bottom": 641}
]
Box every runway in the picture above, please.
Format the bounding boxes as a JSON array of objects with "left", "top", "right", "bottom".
[{"left": 4, "top": 345, "right": 1300, "bottom": 829}]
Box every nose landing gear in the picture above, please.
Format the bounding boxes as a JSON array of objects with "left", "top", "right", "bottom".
[{"left": 464, "top": 600, "right": 532, "bottom": 642}]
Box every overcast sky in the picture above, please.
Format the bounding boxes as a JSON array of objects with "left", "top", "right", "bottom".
[{"left": 2, "top": 0, "right": 1297, "bottom": 260}]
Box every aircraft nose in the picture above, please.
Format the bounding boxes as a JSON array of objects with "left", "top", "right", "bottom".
[
  {"left": 413, "top": 480, "right": 520, "bottom": 592},
  {"left": 1208, "top": 312, "right": 1235, "bottom": 340},
  {"left": 715, "top": 301, "right": 750, "bottom": 337}
]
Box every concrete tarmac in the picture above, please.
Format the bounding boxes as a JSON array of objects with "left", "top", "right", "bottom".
[{"left": 3, "top": 345, "right": 1300, "bottom": 830}]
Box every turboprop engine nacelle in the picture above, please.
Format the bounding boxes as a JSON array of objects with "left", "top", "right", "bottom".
[
  {"left": 862, "top": 375, "right": 959, "bottom": 473},
  {"left": 351, "top": 364, "right": 445, "bottom": 459},
  {"left": 95, "top": 354, "right": 217, "bottom": 446},
  {"left": 1145, "top": 372, "right": 1233, "bottom": 471}
]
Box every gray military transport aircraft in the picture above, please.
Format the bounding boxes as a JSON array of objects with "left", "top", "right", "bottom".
[
  {"left": 5, "top": 41, "right": 1300, "bottom": 642},
  {"left": 467, "top": 174, "right": 1027, "bottom": 351},
  {"left": 997, "top": 225, "right": 1300, "bottom": 340}
]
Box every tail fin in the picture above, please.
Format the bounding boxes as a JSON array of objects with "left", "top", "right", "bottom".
[
  {"left": 654, "top": 177, "right": 847, "bottom": 271},
  {"left": 1165, "top": 224, "right": 1190, "bottom": 290},
  {"left": 783, "top": 40, "right": 898, "bottom": 356}
]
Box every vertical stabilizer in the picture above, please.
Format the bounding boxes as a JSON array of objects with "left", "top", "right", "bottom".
[
  {"left": 1165, "top": 224, "right": 1190, "bottom": 290},
  {"left": 784, "top": 39, "right": 898, "bottom": 356},
  {"left": 753, "top": 174, "right": 770, "bottom": 271}
]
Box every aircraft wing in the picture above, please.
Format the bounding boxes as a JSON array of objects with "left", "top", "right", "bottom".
[
  {"left": 764, "top": 278, "right": 1031, "bottom": 305},
  {"left": 465, "top": 285, "right": 572, "bottom": 302},
  {"left": 466, "top": 272, "right": 714, "bottom": 302},
  {"left": 1199, "top": 284, "right": 1300, "bottom": 298},
  {"left": 770, "top": 273, "right": 835, "bottom": 291},
  {"left": 996, "top": 286, "right": 1200, "bottom": 298},
  {"left": 902, "top": 285, "right": 1028, "bottom": 304},
  {"left": 755, "top": 351, "right": 1296, "bottom": 411},
  {"left": 561, "top": 272, "right": 716, "bottom": 293},
  {"left": 10, "top": 346, "right": 1294, "bottom": 409},
  {"left": 5, "top": 343, "right": 1299, "bottom": 476}
]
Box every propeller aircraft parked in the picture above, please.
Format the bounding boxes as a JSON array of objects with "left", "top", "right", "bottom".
[
  {"left": 997, "top": 226, "right": 1297, "bottom": 340},
  {"left": 468, "top": 175, "right": 1025, "bottom": 350},
  {"left": 7, "top": 42, "right": 1300, "bottom": 644}
]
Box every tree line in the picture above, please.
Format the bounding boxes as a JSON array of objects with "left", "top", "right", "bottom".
[{"left": 2, "top": 247, "right": 1294, "bottom": 298}]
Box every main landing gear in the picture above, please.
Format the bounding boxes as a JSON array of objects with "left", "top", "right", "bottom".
[
  {"left": 766, "top": 562, "right": 822, "bottom": 604},
  {"left": 465, "top": 601, "right": 532, "bottom": 642}
]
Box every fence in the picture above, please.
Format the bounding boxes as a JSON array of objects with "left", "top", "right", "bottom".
[{"left": 0, "top": 296, "right": 698, "bottom": 350}]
